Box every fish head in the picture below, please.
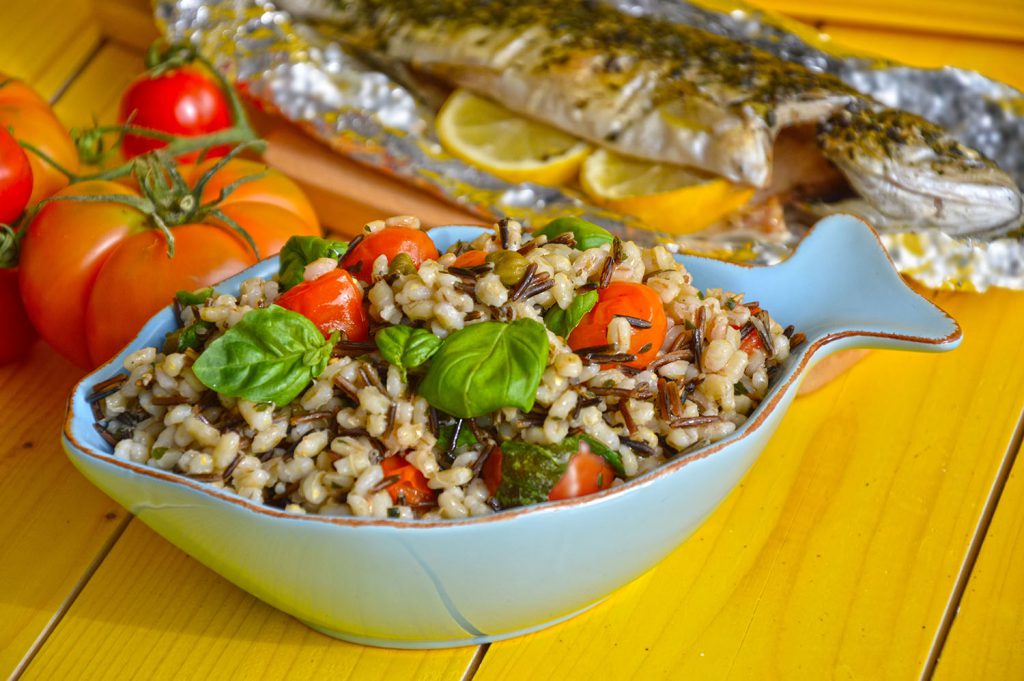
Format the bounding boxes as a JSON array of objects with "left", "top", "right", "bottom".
[{"left": 817, "top": 105, "right": 1023, "bottom": 239}]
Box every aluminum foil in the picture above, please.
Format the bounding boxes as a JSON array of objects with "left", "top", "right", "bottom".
[{"left": 156, "top": 0, "right": 1024, "bottom": 291}]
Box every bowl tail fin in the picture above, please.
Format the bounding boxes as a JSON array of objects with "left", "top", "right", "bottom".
[{"left": 785, "top": 214, "right": 961, "bottom": 350}]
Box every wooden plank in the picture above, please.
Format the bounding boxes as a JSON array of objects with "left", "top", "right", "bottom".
[
  {"left": 823, "top": 24, "right": 1024, "bottom": 91},
  {"left": 92, "top": 0, "right": 160, "bottom": 52},
  {"left": 752, "top": 0, "right": 1024, "bottom": 42},
  {"left": 0, "top": 0, "right": 101, "bottom": 100},
  {"left": 0, "top": 346, "right": 130, "bottom": 678},
  {"left": 21, "top": 522, "right": 479, "bottom": 681},
  {"left": 474, "top": 290, "right": 1024, "bottom": 679},
  {"left": 0, "top": 41, "right": 147, "bottom": 678},
  {"left": 933, "top": 444, "right": 1024, "bottom": 679},
  {"left": 51, "top": 43, "right": 144, "bottom": 132}
]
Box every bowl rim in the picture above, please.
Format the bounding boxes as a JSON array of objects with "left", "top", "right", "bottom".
[{"left": 64, "top": 215, "right": 961, "bottom": 530}]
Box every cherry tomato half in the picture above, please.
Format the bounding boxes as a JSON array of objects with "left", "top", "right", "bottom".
[
  {"left": 0, "top": 268, "right": 36, "bottom": 364},
  {"left": 0, "top": 127, "right": 32, "bottom": 225},
  {"left": 341, "top": 227, "right": 439, "bottom": 284},
  {"left": 380, "top": 455, "right": 436, "bottom": 507},
  {"left": 568, "top": 281, "right": 667, "bottom": 368},
  {"left": 482, "top": 441, "right": 616, "bottom": 502},
  {"left": 275, "top": 268, "right": 369, "bottom": 341},
  {"left": 119, "top": 65, "right": 232, "bottom": 161},
  {"left": 451, "top": 249, "right": 487, "bottom": 268}
]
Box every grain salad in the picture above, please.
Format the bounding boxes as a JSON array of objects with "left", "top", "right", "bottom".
[{"left": 92, "top": 215, "right": 802, "bottom": 520}]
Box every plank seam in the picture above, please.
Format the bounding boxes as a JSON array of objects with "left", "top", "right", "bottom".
[
  {"left": 9, "top": 516, "right": 133, "bottom": 680},
  {"left": 48, "top": 38, "right": 108, "bottom": 106},
  {"left": 460, "top": 643, "right": 490, "bottom": 681},
  {"left": 921, "top": 404, "right": 1024, "bottom": 679}
]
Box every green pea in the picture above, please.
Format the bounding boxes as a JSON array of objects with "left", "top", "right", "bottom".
[
  {"left": 486, "top": 250, "right": 529, "bottom": 286},
  {"left": 388, "top": 252, "right": 416, "bottom": 276}
]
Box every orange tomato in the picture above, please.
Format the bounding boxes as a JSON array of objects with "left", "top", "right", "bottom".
[
  {"left": 568, "top": 282, "right": 667, "bottom": 368},
  {"left": 380, "top": 455, "right": 436, "bottom": 507},
  {"left": 340, "top": 227, "right": 439, "bottom": 283},
  {"left": 18, "top": 160, "right": 320, "bottom": 368},
  {"left": 0, "top": 74, "right": 78, "bottom": 205},
  {"left": 451, "top": 249, "right": 487, "bottom": 268}
]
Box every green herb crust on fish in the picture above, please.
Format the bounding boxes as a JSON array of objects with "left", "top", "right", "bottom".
[{"left": 281, "top": 0, "right": 1023, "bottom": 238}]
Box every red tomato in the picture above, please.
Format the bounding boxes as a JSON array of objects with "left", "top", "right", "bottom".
[
  {"left": 0, "top": 74, "right": 78, "bottom": 205},
  {"left": 275, "top": 268, "right": 368, "bottom": 341},
  {"left": 568, "top": 282, "right": 667, "bottom": 368},
  {"left": 482, "top": 441, "right": 616, "bottom": 501},
  {"left": 380, "top": 455, "right": 436, "bottom": 506},
  {"left": 18, "top": 160, "right": 320, "bottom": 368},
  {"left": 119, "top": 66, "right": 232, "bottom": 161},
  {"left": 451, "top": 249, "right": 487, "bottom": 268},
  {"left": 341, "top": 227, "right": 439, "bottom": 284},
  {"left": 739, "top": 330, "right": 764, "bottom": 354},
  {"left": 0, "top": 127, "right": 32, "bottom": 224},
  {"left": 547, "top": 444, "right": 616, "bottom": 501},
  {"left": 0, "top": 268, "right": 36, "bottom": 363}
]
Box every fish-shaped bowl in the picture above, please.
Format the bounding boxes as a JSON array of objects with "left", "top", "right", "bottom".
[{"left": 63, "top": 214, "right": 960, "bottom": 648}]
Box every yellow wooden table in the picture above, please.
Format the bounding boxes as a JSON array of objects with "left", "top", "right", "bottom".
[{"left": 2, "top": 1, "right": 1023, "bottom": 678}]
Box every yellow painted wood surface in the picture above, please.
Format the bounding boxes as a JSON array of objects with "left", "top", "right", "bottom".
[
  {"left": 0, "top": 37, "right": 141, "bottom": 679},
  {"left": 934, "top": 446, "right": 1024, "bottom": 679},
  {"left": 4, "top": 0, "right": 1024, "bottom": 678},
  {"left": 753, "top": 0, "right": 1024, "bottom": 42},
  {"left": 50, "top": 42, "right": 143, "bottom": 133},
  {"left": 475, "top": 290, "right": 1024, "bottom": 679},
  {"left": 22, "top": 521, "right": 479, "bottom": 680},
  {"left": 0, "top": 0, "right": 101, "bottom": 100},
  {"left": 0, "top": 347, "right": 129, "bottom": 678}
]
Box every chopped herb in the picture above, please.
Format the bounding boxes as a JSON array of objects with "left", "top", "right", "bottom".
[
  {"left": 387, "top": 507, "right": 401, "bottom": 518},
  {"left": 151, "top": 446, "right": 168, "bottom": 460},
  {"left": 175, "top": 287, "right": 214, "bottom": 306},
  {"left": 697, "top": 290, "right": 705, "bottom": 300},
  {"left": 725, "top": 298, "right": 736, "bottom": 310},
  {"left": 734, "top": 382, "right": 748, "bottom": 396}
]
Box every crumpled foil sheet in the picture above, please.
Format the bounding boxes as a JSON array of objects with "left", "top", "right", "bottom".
[{"left": 156, "top": 0, "right": 1024, "bottom": 291}]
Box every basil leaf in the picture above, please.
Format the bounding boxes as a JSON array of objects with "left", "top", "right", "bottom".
[
  {"left": 418, "top": 319, "right": 549, "bottom": 418},
  {"left": 375, "top": 325, "right": 442, "bottom": 381},
  {"left": 192, "top": 305, "right": 334, "bottom": 406},
  {"left": 436, "top": 422, "right": 478, "bottom": 452},
  {"left": 578, "top": 434, "right": 625, "bottom": 477},
  {"left": 279, "top": 235, "right": 349, "bottom": 290},
  {"left": 175, "top": 287, "right": 214, "bottom": 306},
  {"left": 495, "top": 440, "right": 568, "bottom": 507},
  {"left": 535, "top": 217, "right": 614, "bottom": 251},
  {"left": 177, "top": 320, "right": 215, "bottom": 352},
  {"left": 544, "top": 290, "right": 598, "bottom": 338}
]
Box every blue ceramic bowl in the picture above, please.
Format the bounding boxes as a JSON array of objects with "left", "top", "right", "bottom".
[{"left": 63, "top": 214, "right": 960, "bottom": 648}]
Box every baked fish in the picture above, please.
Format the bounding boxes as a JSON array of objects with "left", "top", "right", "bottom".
[{"left": 278, "top": 0, "right": 1023, "bottom": 239}]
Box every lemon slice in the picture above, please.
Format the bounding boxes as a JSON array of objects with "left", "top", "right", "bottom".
[
  {"left": 580, "top": 148, "right": 756, "bottom": 235},
  {"left": 436, "top": 89, "right": 591, "bottom": 186}
]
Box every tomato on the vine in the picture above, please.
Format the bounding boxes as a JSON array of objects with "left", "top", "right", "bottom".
[
  {"left": 18, "top": 158, "right": 319, "bottom": 368},
  {"left": 0, "top": 127, "right": 32, "bottom": 225},
  {"left": 119, "top": 65, "right": 232, "bottom": 161},
  {"left": 341, "top": 227, "right": 439, "bottom": 283},
  {"left": 0, "top": 267, "right": 36, "bottom": 364},
  {"left": 276, "top": 268, "right": 369, "bottom": 342},
  {"left": 0, "top": 74, "right": 78, "bottom": 205},
  {"left": 568, "top": 281, "right": 667, "bottom": 368}
]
